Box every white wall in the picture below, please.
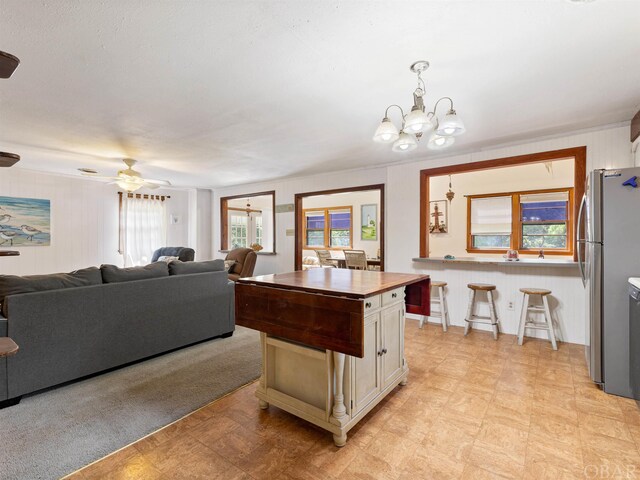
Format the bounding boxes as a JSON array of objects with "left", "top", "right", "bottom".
[
  {"left": 214, "top": 123, "right": 633, "bottom": 344},
  {"left": 302, "top": 190, "right": 381, "bottom": 259},
  {"left": 213, "top": 168, "right": 387, "bottom": 275},
  {"left": 0, "top": 169, "right": 194, "bottom": 275},
  {"left": 429, "top": 159, "right": 574, "bottom": 258}
]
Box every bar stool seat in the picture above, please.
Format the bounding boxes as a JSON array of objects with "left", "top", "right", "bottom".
[
  {"left": 464, "top": 283, "right": 500, "bottom": 340},
  {"left": 419, "top": 281, "right": 449, "bottom": 332},
  {"left": 468, "top": 283, "right": 496, "bottom": 291},
  {"left": 517, "top": 288, "right": 557, "bottom": 350}
]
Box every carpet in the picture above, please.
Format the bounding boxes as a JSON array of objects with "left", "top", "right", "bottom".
[{"left": 0, "top": 326, "right": 261, "bottom": 480}]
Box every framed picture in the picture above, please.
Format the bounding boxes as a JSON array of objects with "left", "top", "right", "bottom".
[
  {"left": 361, "top": 204, "right": 377, "bottom": 241},
  {"left": 429, "top": 200, "right": 448, "bottom": 234},
  {"left": 0, "top": 196, "right": 51, "bottom": 246}
]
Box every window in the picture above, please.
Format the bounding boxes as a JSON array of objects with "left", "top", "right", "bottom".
[
  {"left": 229, "top": 214, "right": 248, "bottom": 249},
  {"left": 470, "top": 196, "right": 512, "bottom": 249},
  {"left": 220, "top": 191, "right": 275, "bottom": 253},
  {"left": 520, "top": 192, "right": 569, "bottom": 249},
  {"left": 303, "top": 207, "right": 353, "bottom": 249},
  {"left": 467, "top": 188, "right": 573, "bottom": 255},
  {"left": 255, "top": 215, "right": 263, "bottom": 246},
  {"left": 118, "top": 193, "right": 168, "bottom": 266}
]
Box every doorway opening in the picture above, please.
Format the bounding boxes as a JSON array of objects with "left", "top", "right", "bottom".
[{"left": 294, "top": 184, "right": 385, "bottom": 271}]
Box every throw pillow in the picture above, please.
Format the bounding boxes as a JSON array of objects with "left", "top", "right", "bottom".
[
  {"left": 168, "top": 259, "right": 225, "bottom": 275},
  {"left": 100, "top": 262, "right": 169, "bottom": 283},
  {"left": 0, "top": 266, "right": 102, "bottom": 316},
  {"left": 223, "top": 260, "right": 236, "bottom": 272},
  {"left": 157, "top": 255, "right": 179, "bottom": 263}
]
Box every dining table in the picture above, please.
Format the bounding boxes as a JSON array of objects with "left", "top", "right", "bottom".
[{"left": 334, "top": 258, "right": 381, "bottom": 269}]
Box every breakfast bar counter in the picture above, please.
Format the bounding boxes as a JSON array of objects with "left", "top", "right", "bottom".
[{"left": 413, "top": 256, "right": 578, "bottom": 268}]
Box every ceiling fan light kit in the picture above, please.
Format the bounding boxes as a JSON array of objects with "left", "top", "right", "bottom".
[
  {"left": 80, "top": 158, "right": 171, "bottom": 192},
  {"left": 373, "top": 60, "right": 466, "bottom": 152}
]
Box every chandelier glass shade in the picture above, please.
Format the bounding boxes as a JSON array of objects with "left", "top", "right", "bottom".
[
  {"left": 373, "top": 60, "right": 465, "bottom": 153},
  {"left": 372, "top": 117, "right": 400, "bottom": 143},
  {"left": 392, "top": 131, "right": 418, "bottom": 152},
  {"left": 427, "top": 134, "right": 455, "bottom": 150}
]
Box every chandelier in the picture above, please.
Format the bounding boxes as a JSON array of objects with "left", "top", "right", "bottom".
[{"left": 373, "top": 60, "right": 466, "bottom": 152}]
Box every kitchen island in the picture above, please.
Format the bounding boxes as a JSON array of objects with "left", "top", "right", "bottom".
[{"left": 235, "top": 269, "right": 429, "bottom": 446}]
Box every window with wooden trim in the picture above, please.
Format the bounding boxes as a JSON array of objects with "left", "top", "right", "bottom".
[
  {"left": 467, "top": 188, "right": 574, "bottom": 255},
  {"left": 303, "top": 207, "right": 353, "bottom": 249}
]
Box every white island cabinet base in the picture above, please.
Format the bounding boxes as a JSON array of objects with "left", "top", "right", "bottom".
[{"left": 254, "top": 287, "right": 408, "bottom": 446}]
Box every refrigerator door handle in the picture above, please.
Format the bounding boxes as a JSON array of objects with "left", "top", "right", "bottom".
[
  {"left": 578, "top": 241, "right": 586, "bottom": 287},
  {"left": 577, "top": 194, "right": 587, "bottom": 286},
  {"left": 577, "top": 193, "right": 586, "bottom": 242}
]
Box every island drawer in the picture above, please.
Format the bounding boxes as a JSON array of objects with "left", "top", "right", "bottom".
[{"left": 382, "top": 287, "right": 404, "bottom": 306}]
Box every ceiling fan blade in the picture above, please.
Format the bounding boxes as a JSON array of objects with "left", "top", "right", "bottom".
[
  {"left": 142, "top": 182, "right": 161, "bottom": 190},
  {"left": 142, "top": 179, "right": 171, "bottom": 187},
  {"left": 82, "top": 173, "right": 120, "bottom": 181}
]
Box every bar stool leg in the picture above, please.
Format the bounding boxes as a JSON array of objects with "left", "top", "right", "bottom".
[
  {"left": 543, "top": 295, "right": 558, "bottom": 350},
  {"left": 443, "top": 289, "right": 451, "bottom": 331},
  {"left": 517, "top": 293, "right": 529, "bottom": 346},
  {"left": 487, "top": 290, "right": 499, "bottom": 340},
  {"left": 464, "top": 289, "right": 475, "bottom": 336},
  {"left": 438, "top": 286, "right": 448, "bottom": 332},
  {"left": 419, "top": 315, "right": 425, "bottom": 329}
]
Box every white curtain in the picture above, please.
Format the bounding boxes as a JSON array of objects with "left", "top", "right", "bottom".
[{"left": 123, "top": 197, "right": 167, "bottom": 266}]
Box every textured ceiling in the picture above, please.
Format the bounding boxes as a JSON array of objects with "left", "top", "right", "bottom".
[{"left": 1, "top": 1, "right": 639, "bottom": 188}]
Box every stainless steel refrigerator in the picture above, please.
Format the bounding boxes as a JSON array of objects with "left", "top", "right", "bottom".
[{"left": 578, "top": 167, "right": 640, "bottom": 398}]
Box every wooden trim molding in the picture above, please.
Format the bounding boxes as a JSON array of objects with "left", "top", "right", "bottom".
[
  {"left": 419, "top": 146, "right": 587, "bottom": 261},
  {"left": 220, "top": 190, "right": 276, "bottom": 252},
  {"left": 294, "top": 184, "right": 385, "bottom": 272},
  {"left": 632, "top": 109, "right": 640, "bottom": 143}
]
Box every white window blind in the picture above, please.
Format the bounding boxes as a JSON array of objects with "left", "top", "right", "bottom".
[
  {"left": 470, "top": 196, "right": 512, "bottom": 235},
  {"left": 520, "top": 191, "right": 569, "bottom": 204}
]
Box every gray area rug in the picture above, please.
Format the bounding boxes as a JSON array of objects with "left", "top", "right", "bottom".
[{"left": 0, "top": 326, "right": 260, "bottom": 480}]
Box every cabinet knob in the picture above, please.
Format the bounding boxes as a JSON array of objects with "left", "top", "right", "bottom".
[
  {"left": 365, "top": 302, "right": 372, "bottom": 308},
  {"left": 391, "top": 293, "right": 397, "bottom": 298},
  {"left": 382, "top": 348, "right": 388, "bottom": 355},
  {"left": 377, "top": 350, "right": 383, "bottom": 356}
]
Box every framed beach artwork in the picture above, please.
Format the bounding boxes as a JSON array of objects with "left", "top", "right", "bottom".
[
  {"left": 429, "top": 200, "right": 448, "bottom": 234},
  {"left": 0, "top": 196, "right": 51, "bottom": 246},
  {"left": 361, "top": 204, "right": 377, "bottom": 241}
]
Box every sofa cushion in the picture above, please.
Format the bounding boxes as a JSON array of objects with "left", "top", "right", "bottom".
[
  {"left": 168, "top": 259, "right": 225, "bottom": 275},
  {"left": 0, "top": 267, "right": 102, "bottom": 315},
  {"left": 101, "top": 262, "right": 169, "bottom": 283}
]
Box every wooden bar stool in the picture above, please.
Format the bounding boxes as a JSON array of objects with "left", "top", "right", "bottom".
[
  {"left": 464, "top": 283, "right": 499, "bottom": 340},
  {"left": 517, "top": 288, "right": 557, "bottom": 350},
  {"left": 419, "top": 281, "right": 450, "bottom": 331}
]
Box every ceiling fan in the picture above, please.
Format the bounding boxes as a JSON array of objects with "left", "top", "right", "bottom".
[{"left": 79, "top": 158, "right": 171, "bottom": 192}]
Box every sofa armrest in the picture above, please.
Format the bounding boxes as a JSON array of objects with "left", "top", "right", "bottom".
[{"left": 0, "top": 314, "right": 7, "bottom": 337}]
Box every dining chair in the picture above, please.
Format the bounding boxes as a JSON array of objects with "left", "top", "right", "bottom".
[
  {"left": 315, "top": 249, "right": 337, "bottom": 268},
  {"left": 344, "top": 249, "right": 368, "bottom": 270}
]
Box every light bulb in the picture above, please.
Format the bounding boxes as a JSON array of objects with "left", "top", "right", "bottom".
[
  {"left": 427, "top": 133, "right": 455, "bottom": 150},
  {"left": 392, "top": 131, "right": 417, "bottom": 153}
]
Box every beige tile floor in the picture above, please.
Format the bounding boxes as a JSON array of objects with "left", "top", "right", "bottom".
[{"left": 66, "top": 320, "right": 640, "bottom": 480}]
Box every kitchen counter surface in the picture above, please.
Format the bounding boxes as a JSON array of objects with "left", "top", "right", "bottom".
[
  {"left": 413, "top": 256, "right": 578, "bottom": 268},
  {"left": 630, "top": 278, "right": 640, "bottom": 289}
]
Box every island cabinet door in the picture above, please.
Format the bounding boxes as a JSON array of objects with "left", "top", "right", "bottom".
[
  {"left": 381, "top": 303, "right": 404, "bottom": 388},
  {"left": 351, "top": 312, "right": 381, "bottom": 414}
]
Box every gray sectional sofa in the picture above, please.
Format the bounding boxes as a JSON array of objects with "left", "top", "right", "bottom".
[{"left": 0, "top": 259, "right": 235, "bottom": 408}]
